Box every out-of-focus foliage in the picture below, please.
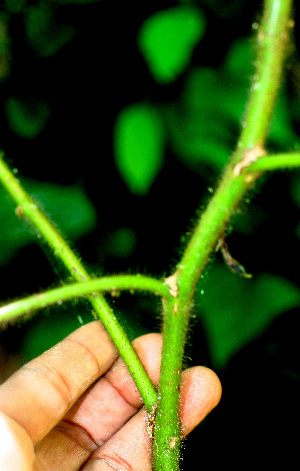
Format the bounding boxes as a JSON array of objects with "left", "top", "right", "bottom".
[
  {"left": 114, "top": 103, "right": 164, "bottom": 195},
  {"left": 24, "top": 1, "right": 75, "bottom": 57},
  {"left": 164, "top": 38, "right": 298, "bottom": 173},
  {"left": 137, "top": 6, "right": 206, "bottom": 84},
  {"left": 5, "top": 96, "right": 50, "bottom": 139},
  {"left": 106, "top": 227, "right": 137, "bottom": 259},
  {"left": 52, "top": 0, "right": 104, "bottom": 4},
  {"left": 115, "top": 37, "right": 299, "bottom": 191},
  {"left": 0, "top": 13, "right": 10, "bottom": 80},
  {"left": 290, "top": 176, "right": 300, "bottom": 238},
  {"left": 0, "top": 179, "right": 97, "bottom": 265},
  {"left": 4, "top": 0, "right": 26, "bottom": 13},
  {"left": 196, "top": 263, "right": 300, "bottom": 368},
  {"left": 21, "top": 295, "right": 149, "bottom": 361},
  {"left": 178, "top": 0, "right": 244, "bottom": 19}
]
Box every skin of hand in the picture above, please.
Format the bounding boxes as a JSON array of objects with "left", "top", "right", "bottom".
[{"left": 0, "top": 321, "right": 221, "bottom": 470}]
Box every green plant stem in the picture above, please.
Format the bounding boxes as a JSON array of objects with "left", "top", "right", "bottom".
[
  {"left": 237, "top": 0, "right": 293, "bottom": 150},
  {"left": 246, "top": 152, "right": 300, "bottom": 172},
  {"left": 0, "top": 155, "right": 158, "bottom": 411},
  {"left": 0, "top": 274, "right": 170, "bottom": 323},
  {"left": 154, "top": 0, "right": 293, "bottom": 468}
]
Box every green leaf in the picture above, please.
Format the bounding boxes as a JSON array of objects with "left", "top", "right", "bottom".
[
  {"left": 107, "top": 227, "right": 137, "bottom": 258},
  {"left": 165, "top": 68, "right": 233, "bottom": 170},
  {"left": 5, "top": 0, "right": 26, "bottom": 13},
  {"left": 197, "top": 263, "right": 300, "bottom": 368},
  {"left": 5, "top": 97, "right": 50, "bottom": 139},
  {"left": 268, "top": 93, "right": 298, "bottom": 149},
  {"left": 138, "top": 6, "right": 206, "bottom": 83},
  {"left": 224, "top": 37, "right": 255, "bottom": 82},
  {"left": 0, "top": 179, "right": 97, "bottom": 265},
  {"left": 290, "top": 176, "right": 300, "bottom": 208},
  {"left": 289, "top": 176, "right": 300, "bottom": 239},
  {"left": 224, "top": 37, "right": 297, "bottom": 149},
  {"left": 165, "top": 36, "right": 298, "bottom": 173},
  {"left": 0, "top": 14, "right": 10, "bottom": 81},
  {"left": 25, "top": 0, "right": 75, "bottom": 57},
  {"left": 52, "top": 0, "right": 103, "bottom": 3},
  {"left": 114, "top": 103, "right": 164, "bottom": 195}
]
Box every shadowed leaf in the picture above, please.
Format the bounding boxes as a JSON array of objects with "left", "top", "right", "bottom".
[{"left": 197, "top": 263, "right": 300, "bottom": 368}]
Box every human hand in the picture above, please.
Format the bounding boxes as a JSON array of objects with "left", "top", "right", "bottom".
[{"left": 0, "top": 321, "right": 221, "bottom": 470}]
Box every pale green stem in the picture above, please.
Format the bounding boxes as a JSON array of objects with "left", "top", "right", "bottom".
[
  {"left": 237, "top": 0, "right": 293, "bottom": 150},
  {"left": 0, "top": 155, "right": 158, "bottom": 411},
  {"left": 246, "top": 153, "right": 300, "bottom": 172},
  {"left": 154, "top": 0, "right": 293, "bottom": 469},
  {"left": 0, "top": 274, "right": 170, "bottom": 323}
]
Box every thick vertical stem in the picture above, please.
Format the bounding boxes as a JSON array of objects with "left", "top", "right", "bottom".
[
  {"left": 153, "top": 1, "right": 293, "bottom": 469},
  {"left": 238, "top": 0, "right": 293, "bottom": 150}
]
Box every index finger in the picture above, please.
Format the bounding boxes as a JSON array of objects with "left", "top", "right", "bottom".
[{"left": 0, "top": 321, "right": 117, "bottom": 444}]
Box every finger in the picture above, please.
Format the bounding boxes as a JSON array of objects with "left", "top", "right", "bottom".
[
  {"left": 80, "top": 366, "right": 221, "bottom": 470},
  {"left": 0, "top": 321, "right": 117, "bottom": 444},
  {"left": 179, "top": 366, "right": 222, "bottom": 436},
  {"left": 82, "top": 409, "right": 152, "bottom": 471},
  {"left": 64, "top": 333, "right": 162, "bottom": 439},
  {"left": 34, "top": 333, "right": 162, "bottom": 470},
  {"left": 0, "top": 411, "right": 35, "bottom": 471}
]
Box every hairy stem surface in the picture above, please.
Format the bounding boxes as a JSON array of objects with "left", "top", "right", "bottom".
[
  {"left": 0, "top": 155, "right": 158, "bottom": 411},
  {"left": 154, "top": 0, "right": 293, "bottom": 468},
  {"left": 0, "top": 274, "right": 170, "bottom": 322}
]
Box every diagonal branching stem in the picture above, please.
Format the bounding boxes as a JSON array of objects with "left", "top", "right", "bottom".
[
  {"left": 0, "top": 274, "right": 170, "bottom": 323},
  {"left": 0, "top": 155, "right": 158, "bottom": 411},
  {"left": 153, "top": 0, "right": 293, "bottom": 469}
]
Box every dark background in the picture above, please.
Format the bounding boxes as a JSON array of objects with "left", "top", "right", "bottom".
[{"left": 0, "top": 0, "right": 300, "bottom": 467}]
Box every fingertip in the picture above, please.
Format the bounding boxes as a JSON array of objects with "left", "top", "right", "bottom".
[{"left": 180, "top": 366, "right": 222, "bottom": 436}]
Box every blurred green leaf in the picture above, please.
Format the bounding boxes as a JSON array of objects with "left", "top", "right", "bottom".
[
  {"left": 21, "top": 298, "right": 148, "bottom": 361},
  {"left": 114, "top": 103, "right": 164, "bottom": 195},
  {"left": 52, "top": 0, "right": 103, "bottom": 3},
  {"left": 224, "top": 37, "right": 255, "bottom": 81},
  {"left": 289, "top": 176, "right": 300, "bottom": 239},
  {"left": 268, "top": 94, "right": 298, "bottom": 148},
  {"left": 230, "top": 203, "right": 266, "bottom": 235},
  {"left": 0, "top": 179, "right": 97, "bottom": 265},
  {"left": 0, "top": 13, "right": 10, "bottom": 80},
  {"left": 138, "top": 6, "right": 205, "bottom": 83},
  {"left": 166, "top": 68, "right": 233, "bottom": 171},
  {"left": 290, "top": 176, "right": 300, "bottom": 208},
  {"left": 20, "top": 306, "right": 92, "bottom": 361},
  {"left": 196, "top": 262, "right": 300, "bottom": 369},
  {"left": 5, "top": 97, "right": 50, "bottom": 139},
  {"left": 25, "top": 0, "right": 75, "bottom": 57},
  {"left": 5, "top": 0, "right": 26, "bottom": 13},
  {"left": 165, "top": 37, "right": 298, "bottom": 172},
  {"left": 179, "top": 0, "right": 243, "bottom": 19},
  {"left": 107, "top": 227, "right": 137, "bottom": 259}
]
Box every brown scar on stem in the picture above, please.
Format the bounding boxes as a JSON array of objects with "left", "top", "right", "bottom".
[
  {"left": 164, "top": 272, "right": 179, "bottom": 298},
  {"left": 233, "top": 145, "right": 266, "bottom": 177},
  {"left": 15, "top": 205, "right": 24, "bottom": 218},
  {"left": 168, "top": 436, "right": 179, "bottom": 449},
  {"left": 147, "top": 404, "right": 157, "bottom": 440}
]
